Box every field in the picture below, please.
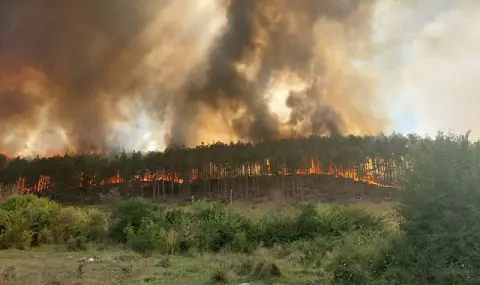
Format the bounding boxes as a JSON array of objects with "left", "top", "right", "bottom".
[
  {"left": 0, "top": 201, "right": 394, "bottom": 285},
  {"left": 2, "top": 133, "right": 480, "bottom": 285}
]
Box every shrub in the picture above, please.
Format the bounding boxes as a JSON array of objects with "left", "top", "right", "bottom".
[
  {"left": 315, "top": 205, "right": 386, "bottom": 237},
  {"left": 252, "top": 203, "right": 386, "bottom": 247},
  {"left": 193, "top": 202, "right": 253, "bottom": 252},
  {"left": 209, "top": 266, "right": 231, "bottom": 284},
  {"left": 231, "top": 231, "right": 251, "bottom": 253},
  {"left": 327, "top": 231, "right": 396, "bottom": 285},
  {"left": 125, "top": 218, "right": 167, "bottom": 255},
  {"left": 395, "top": 133, "right": 480, "bottom": 284},
  {"left": 0, "top": 210, "right": 33, "bottom": 250},
  {"left": 251, "top": 258, "right": 282, "bottom": 281},
  {"left": 254, "top": 212, "right": 298, "bottom": 246},
  {"left": 37, "top": 227, "right": 54, "bottom": 245},
  {"left": 109, "top": 197, "right": 166, "bottom": 242},
  {"left": 84, "top": 208, "right": 108, "bottom": 242},
  {"left": 52, "top": 206, "right": 88, "bottom": 243},
  {"left": 66, "top": 235, "right": 88, "bottom": 252},
  {"left": 1, "top": 194, "right": 60, "bottom": 245}
]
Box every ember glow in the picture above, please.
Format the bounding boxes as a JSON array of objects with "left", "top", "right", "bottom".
[
  {"left": 0, "top": 0, "right": 387, "bottom": 156},
  {"left": 15, "top": 157, "right": 396, "bottom": 194},
  {"left": 1, "top": 0, "right": 477, "bottom": 156}
]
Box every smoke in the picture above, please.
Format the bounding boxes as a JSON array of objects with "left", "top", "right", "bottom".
[
  {"left": 169, "top": 0, "right": 384, "bottom": 145},
  {"left": 373, "top": 0, "right": 480, "bottom": 138},
  {"left": 0, "top": 0, "right": 387, "bottom": 156}
]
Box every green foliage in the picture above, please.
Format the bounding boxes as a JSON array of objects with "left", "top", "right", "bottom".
[
  {"left": 109, "top": 198, "right": 388, "bottom": 258},
  {"left": 109, "top": 197, "right": 166, "bottom": 242},
  {"left": 37, "top": 227, "right": 54, "bottom": 245},
  {"left": 124, "top": 218, "right": 167, "bottom": 255},
  {"left": 0, "top": 195, "right": 106, "bottom": 249},
  {"left": 52, "top": 206, "right": 107, "bottom": 243},
  {"left": 209, "top": 266, "right": 232, "bottom": 284},
  {"left": 251, "top": 257, "right": 282, "bottom": 281},
  {"left": 2, "top": 194, "right": 60, "bottom": 234},
  {"left": 0, "top": 195, "right": 60, "bottom": 249},
  {"left": 0, "top": 210, "right": 33, "bottom": 250},
  {"left": 393, "top": 132, "right": 480, "bottom": 284},
  {"left": 254, "top": 203, "right": 386, "bottom": 247},
  {"left": 66, "top": 235, "right": 88, "bottom": 251},
  {"left": 193, "top": 201, "right": 253, "bottom": 252},
  {"left": 327, "top": 230, "right": 397, "bottom": 285},
  {"left": 254, "top": 212, "right": 298, "bottom": 246}
]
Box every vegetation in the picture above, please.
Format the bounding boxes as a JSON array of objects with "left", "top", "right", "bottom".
[
  {"left": 1, "top": 131, "right": 480, "bottom": 284},
  {"left": 0, "top": 133, "right": 410, "bottom": 202}
]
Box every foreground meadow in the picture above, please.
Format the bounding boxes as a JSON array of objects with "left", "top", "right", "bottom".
[
  {"left": 2, "top": 133, "right": 480, "bottom": 284},
  {"left": 0, "top": 197, "right": 395, "bottom": 285}
]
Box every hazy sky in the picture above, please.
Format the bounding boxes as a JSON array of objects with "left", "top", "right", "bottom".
[
  {"left": 1, "top": 0, "right": 479, "bottom": 156},
  {"left": 373, "top": 0, "right": 480, "bottom": 137}
]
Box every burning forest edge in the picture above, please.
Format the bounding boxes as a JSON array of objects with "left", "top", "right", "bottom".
[{"left": 0, "top": 133, "right": 415, "bottom": 200}]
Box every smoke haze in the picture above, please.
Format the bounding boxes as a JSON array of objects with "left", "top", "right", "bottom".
[
  {"left": 1, "top": 0, "right": 476, "bottom": 156},
  {"left": 373, "top": 0, "right": 480, "bottom": 138}
]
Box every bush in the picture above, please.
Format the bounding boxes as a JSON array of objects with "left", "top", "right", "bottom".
[
  {"left": 327, "top": 230, "right": 396, "bottom": 285},
  {"left": 52, "top": 206, "right": 88, "bottom": 243},
  {"left": 109, "top": 197, "right": 166, "bottom": 242},
  {"left": 394, "top": 133, "right": 480, "bottom": 284},
  {"left": 315, "top": 205, "right": 386, "bottom": 237},
  {"left": 66, "top": 235, "right": 88, "bottom": 251},
  {"left": 37, "top": 227, "right": 54, "bottom": 245},
  {"left": 254, "top": 212, "right": 298, "bottom": 246},
  {"left": 252, "top": 203, "right": 386, "bottom": 247},
  {"left": 193, "top": 202, "right": 253, "bottom": 252},
  {"left": 84, "top": 208, "right": 108, "bottom": 242},
  {"left": 251, "top": 258, "right": 282, "bottom": 281},
  {"left": 1, "top": 194, "right": 60, "bottom": 246},
  {"left": 125, "top": 218, "right": 168, "bottom": 255},
  {"left": 0, "top": 210, "right": 33, "bottom": 249}
]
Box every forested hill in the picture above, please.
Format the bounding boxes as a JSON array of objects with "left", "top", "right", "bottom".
[{"left": 0, "top": 133, "right": 420, "bottom": 199}]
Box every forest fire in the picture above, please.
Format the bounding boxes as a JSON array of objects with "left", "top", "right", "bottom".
[
  {"left": 2, "top": 134, "right": 407, "bottom": 197},
  {"left": 13, "top": 157, "right": 397, "bottom": 194}
]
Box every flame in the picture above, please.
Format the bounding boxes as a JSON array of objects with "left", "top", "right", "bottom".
[{"left": 9, "top": 156, "right": 397, "bottom": 193}]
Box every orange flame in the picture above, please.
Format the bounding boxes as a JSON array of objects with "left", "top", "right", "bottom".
[{"left": 12, "top": 157, "right": 397, "bottom": 193}]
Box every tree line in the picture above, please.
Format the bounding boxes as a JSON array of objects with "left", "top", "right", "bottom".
[{"left": 0, "top": 133, "right": 417, "bottom": 201}]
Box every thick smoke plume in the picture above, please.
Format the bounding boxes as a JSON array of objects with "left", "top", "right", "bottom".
[{"left": 0, "top": 0, "right": 385, "bottom": 156}]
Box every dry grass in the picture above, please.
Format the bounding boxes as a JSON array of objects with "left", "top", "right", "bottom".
[{"left": 0, "top": 245, "right": 320, "bottom": 285}]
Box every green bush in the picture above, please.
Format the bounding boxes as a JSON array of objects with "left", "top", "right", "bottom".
[
  {"left": 66, "top": 235, "right": 88, "bottom": 251},
  {"left": 51, "top": 206, "right": 108, "bottom": 244},
  {"left": 52, "top": 206, "right": 88, "bottom": 243},
  {"left": 193, "top": 202, "right": 253, "bottom": 252},
  {"left": 1, "top": 194, "right": 60, "bottom": 245},
  {"left": 252, "top": 203, "right": 386, "bottom": 247},
  {"left": 125, "top": 218, "right": 167, "bottom": 255},
  {"left": 84, "top": 208, "right": 108, "bottom": 242},
  {"left": 0, "top": 210, "right": 33, "bottom": 249},
  {"left": 315, "top": 205, "right": 386, "bottom": 237},
  {"left": 109, "top": 197, "right": 166, "bottom": 242},
  {"left": 394, "top": 133, "right": 480, "bottom": 284},
  {"left": 254, "top": 212, "right": 298, "bottom": 246},
  {"left": 37, "top": 227, "right": 54, "bottom": 245},
  {"left": 327, "top": 230, "right": 396, "bottom": 285}
]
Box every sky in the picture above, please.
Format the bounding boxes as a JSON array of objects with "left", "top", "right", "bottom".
[
  {"left": 1, "top": 0, "right": 480, "bottom": 156},
  {"left": 372, "top": 0, "right": 480, "bottom": 138}
]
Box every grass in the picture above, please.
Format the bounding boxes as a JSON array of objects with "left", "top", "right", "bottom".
[
  {"left": 0, "top": 246, "right": 322, "bottom": 285},
  {"left": 0, "top": 196, "right": 396, "bottom": 284}
]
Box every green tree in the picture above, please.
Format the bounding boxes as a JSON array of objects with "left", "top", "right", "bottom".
[{"left": 396, "top": 131, "right": 480, "bottom": 284}]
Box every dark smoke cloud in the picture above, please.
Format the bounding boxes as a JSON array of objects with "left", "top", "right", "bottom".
[
  {"left": 0, "top": 0, "right": 176, "bottom": 155},
  {"left": 168, "top": 0, "right": 384, "bottom": 146},
  {"left": 0, "top": 0, "right": 386, "bottom": 156}
]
